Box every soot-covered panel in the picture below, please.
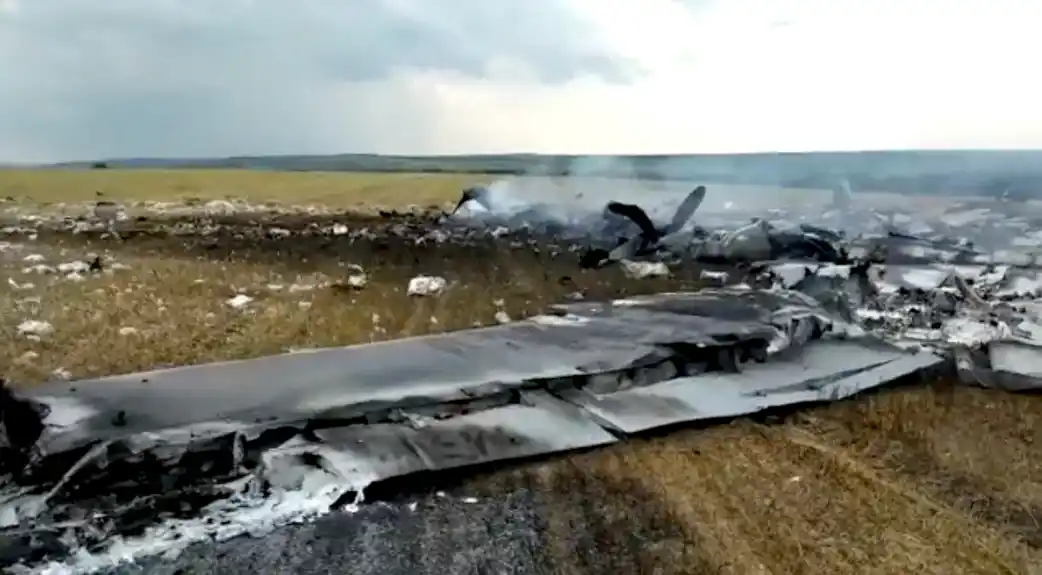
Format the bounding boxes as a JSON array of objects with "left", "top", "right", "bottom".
[
  {"left": 23, "top": 317, "right": 706, "bottom": 456},
  {"left": 311, "top": 390, "right": 617, "bottom": 479},
  {"left": 23, "top": 288, "right": 831, "bottom": 460}
]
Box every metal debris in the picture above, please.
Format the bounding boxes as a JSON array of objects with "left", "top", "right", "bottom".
[
  {"left": 619, "top": 260, "right": 670, "bottom": 279},
  {"left": 407, "top": 275, "right": 447, "bottom": 296},
  {"left": 226, "top": 294, "right": 254, "bottom": 309},
  {"left": 344, "top": 264, "right": 368, "bottom": 289},
  {"left": 15, "top": 320, "right": 52, "bottom": 338}
]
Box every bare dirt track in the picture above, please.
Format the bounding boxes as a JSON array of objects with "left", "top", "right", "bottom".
[{"left": 2, "top": 170, "right": 1042, "bottom": 574}]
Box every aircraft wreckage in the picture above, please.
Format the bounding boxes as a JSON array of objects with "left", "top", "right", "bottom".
[
  {"left": 6, "top": 184, "right": 1042, "bottom": 572},
  {"left": 447, "top": 181, "right": 994, "bottom": 266}
]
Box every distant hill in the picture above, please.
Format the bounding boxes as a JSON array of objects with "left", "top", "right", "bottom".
[{"left": 44, "top": 150, "right": 1042, "bottom": 198}]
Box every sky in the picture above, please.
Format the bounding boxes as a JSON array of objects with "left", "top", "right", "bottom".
[{"left": 1, "top": 0, "right": 1040, "bottom": 162}]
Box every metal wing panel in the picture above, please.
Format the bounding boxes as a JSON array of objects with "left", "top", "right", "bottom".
[
  {"left": 1, "top": 287, "right": 954, "bottom": 572},
  {"left": 554, "top": 342, "right": 943, "bottom": 434},
  {"left": 983, "top": 341, "right": 1042, "bottom": 391},
  {"left": 308, "top": 390, "right": 618, "bottom": 482},
  {"left": 24, "top": 319, "right": 676, "bottom": 452},
  {"left": 23, "top": 290, "right": 819, "bottom": 456}
]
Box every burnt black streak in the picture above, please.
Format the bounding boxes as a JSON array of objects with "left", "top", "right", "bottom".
[
  {"left": 115, "top": 491, "right": 555, "bottom": 575},
  {"left": 106, "top": 471, "right": 711, "bottom": 575}
]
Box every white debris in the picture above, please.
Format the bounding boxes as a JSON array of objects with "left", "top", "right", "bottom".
[
  {"left": 898, "top": 267, "right": 951, "bottom": 291},
  {"left": 942, "top": 317, "right": 1011, "bottom": 347},
  {"left": 57, "top": 260, "right": 90, "bottom": 273},
  {"left": 204, "top": 199, "right": 238, "bottom": 216},
  {"left": 50, "top": 368, "right": 72, "bottom": 381},
  {"left": 17, "top": 319, "right": 53, "bottom": 337},
  {"left": 331, "top": 223, "right": 349, "bottom": 236},
  {"left": 7, "top": 277, "right": 34, "bottom": 290},
  {"left": 941, "top": 208, "right": 991, "bottom": 228},
  {"left": 345, "top": 273, "right": 368, "bottom": 289},
  {"left": 494, "top": 310, "right": 512, "bottom": 324},
  {"left": 700, "top": 269, "right": 729, "bottom": 283},
  {"left": 71, "top": 221, "right": 94, "bottom": 235},
  {"left": 64, "top": 272, "right": 85, "bottom": 282},
  {"left": 997, "top": 274, "right": 1042, "bottom": 299},
  {"left": 417, "top": 229, "right": 451, "bottom": 245},
  {"left": 226, "top": 294, "right": 254, "bottom": 309},
  {"left": 16, "top": 351, "right": 39, "bottom": 364},
  {"left": 118, "top": 327, "right": 139, "bottom": 336},
  {"left": 22, "top": 253, "right": 45, "bottom": 263},
  {"left": 530, "top": 314, "right": 590, "bottom": 326},
  {"left": 620, "top": 260, "right": 670, "bottom": 279},
  {"left": 22, "top": 264, "right": 56, "bottom": 275},
  {"left": 407, "top": 275, "right": 447, "bottom": 296}
]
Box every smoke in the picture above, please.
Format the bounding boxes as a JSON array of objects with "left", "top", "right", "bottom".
[
  {"left": 460, "top": 156, "right": 824, "bottom": 236},
  {"left": 459, "top": 156, "right": 827, "bottom": 248},
  {"left": 450, "top": 151, "right": 1042, "bottom": 260},
  {"left": 463, "top": 157, "right": 698, "bottom": 228}
]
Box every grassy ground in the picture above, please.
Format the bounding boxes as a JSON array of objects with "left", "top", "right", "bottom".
[
  {"left": 3, "top": 170, "right": 1042, "bottom": 574},
  {"left": 0, "top": 169, "right": 485, "bottom": 210}
]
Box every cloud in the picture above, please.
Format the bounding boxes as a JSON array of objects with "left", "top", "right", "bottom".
[{"left": 1, "top": 0, "right": 1040, "bottom": 162}]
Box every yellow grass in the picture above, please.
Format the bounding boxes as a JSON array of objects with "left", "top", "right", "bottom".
[
  {"left": 0, "top": 169, "right": 486, "bottom": 209},
  {"left": 2, "top": 169, "right": 1041, "bottom": 573}
]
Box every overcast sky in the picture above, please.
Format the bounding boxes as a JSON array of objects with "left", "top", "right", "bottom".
[{"left": 1, "top": 0, "right": 1039, "bottom": 162}]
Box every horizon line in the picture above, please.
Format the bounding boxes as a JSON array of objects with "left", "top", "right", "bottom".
[{"left": 9, "top": 147, "right": 1042, "bottom": 167}]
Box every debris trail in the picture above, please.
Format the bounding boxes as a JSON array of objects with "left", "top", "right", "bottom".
[{"left": 4, "top": 186, "right": 1042, "bottom": 573}]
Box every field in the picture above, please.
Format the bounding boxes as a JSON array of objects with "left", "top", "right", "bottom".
[{"left": 3, "top": 169, "right": 1042, "bottom": 574}]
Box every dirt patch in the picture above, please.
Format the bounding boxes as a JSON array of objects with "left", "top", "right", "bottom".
[{"left": 0, "top": 211, "right": 710, "bottom": 382}]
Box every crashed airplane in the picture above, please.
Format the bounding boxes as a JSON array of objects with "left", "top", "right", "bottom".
[
  {"left": 448, "top": 180, "right": 1030, "bottom": 269},
  {"left": 449, "top": 181, "right": 873, "bottom": 267},
  {"left": 7, "top": 183, "right": 1042, "bottom": 573}
]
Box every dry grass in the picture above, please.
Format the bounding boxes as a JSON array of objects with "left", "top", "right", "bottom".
[
  {"left": 0, "top": 169, "right": 485, "bottom": 209},
  {"left": 488, "top": 386, "right": 1042, "bottom": 574},
  {"left": 0, "top": 237, "right": 704, "bottom": 382},
  {"left": 3, "top": 169, "right": 1042, "bottom": 574}
]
